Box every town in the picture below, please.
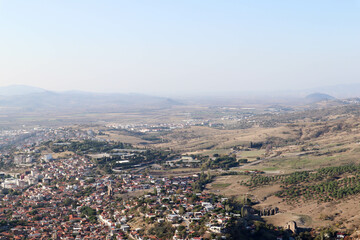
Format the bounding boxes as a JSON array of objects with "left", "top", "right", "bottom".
[{"left": 0, "top": 136, "right": 309, "bottom": 240}]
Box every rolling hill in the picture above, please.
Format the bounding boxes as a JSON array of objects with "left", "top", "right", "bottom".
[{"left": 0, "top": 85, "right": 181, "bottom": 113}]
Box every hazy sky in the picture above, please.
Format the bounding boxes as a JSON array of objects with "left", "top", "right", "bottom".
[{"left": 1, "top": 1, "right": 359, "bottom": 95}]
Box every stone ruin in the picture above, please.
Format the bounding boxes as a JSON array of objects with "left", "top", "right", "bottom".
[
  {"left": 284, "top": 220, "right": 297, "bottom": 233},
  {"left": 258, "top": 206, "right": 279, "bottom": 216}
]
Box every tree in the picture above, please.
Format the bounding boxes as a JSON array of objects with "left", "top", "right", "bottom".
[{"left": 179, "top": 205, "right": 186, "bottom": 215}]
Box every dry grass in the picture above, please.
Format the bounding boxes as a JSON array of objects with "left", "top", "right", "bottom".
[{"left": 153, "top": 125, "right": 296, "bottom": 152}]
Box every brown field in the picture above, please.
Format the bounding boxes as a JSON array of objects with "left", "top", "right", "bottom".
[
  {"left": 154, "top": 125, "right": 297, "bottom": 152},
  {"left": 205, "top": 175, "right": 250, "bottom": 196},
  {"left": 52, "top": 151, "right": 75, "bottom": 158},
  {"left": 100, "top": 124, "right": 298, "bottom": 152},
  {"left": 97, "top": 131, "right": 151, "bottom": 145}
]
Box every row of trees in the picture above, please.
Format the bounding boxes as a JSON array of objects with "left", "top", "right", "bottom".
[
  {"left": 283, "top": 164, "right": 360, "bottom": 185},
  {"left": 211, "top": 156, "right": 239, "bottom": 169},
  {"left": 47, "top": 140, "right": 131, "bottom": 153},
  {"left": 244, "top": 165, "right": 360, "bottom": 188},
  {"left": 277, "top": 176, "right": 360, "bottom": 202},
  {"left": 242, "top": 164, "right": 360, "bottom": 203}
]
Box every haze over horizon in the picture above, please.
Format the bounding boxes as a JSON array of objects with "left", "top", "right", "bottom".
[{"left": 1, "top": 1, "right": 359, "bottom": 95}]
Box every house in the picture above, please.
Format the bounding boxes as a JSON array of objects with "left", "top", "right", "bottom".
[
  {"left": 209, "top": 226, "right": 223, "bottom": 233},
  {"left": 167, "top": 214, "right": 180, "bottom": 223},
  {"left": 120, "top": 225, "right": 130, "bottom": 232},
  {"left": 336, "top": 232, "right": 345, "bottom": 239},
  {"left": 42, "top": 154, "right": 53, "bottom": 162}
]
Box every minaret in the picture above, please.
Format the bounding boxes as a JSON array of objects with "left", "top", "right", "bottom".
[
  {"left": 52, "top": 230, "right": 58, "bottom": 240},
  {"left": 108, "top": 181, "right": 113, "bottom": 197}
]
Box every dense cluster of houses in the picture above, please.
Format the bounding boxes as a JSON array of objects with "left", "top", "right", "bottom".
[
  {"left": 0, "top": 127, "right": 97, "bottom": 170},
  {"left": 0, "top": 149, "right": 255, "bottom": 239},
  {"left": 0, "top": 127, "right": 95, "bottom": 151}
]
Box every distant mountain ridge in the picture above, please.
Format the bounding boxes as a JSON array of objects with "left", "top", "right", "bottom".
[
  {"left": 0, "top": 84, "right": 357, "bottom": 113},
  {"left": 0, "top": 85, "right": 181, "bottom": 112},
  {"left": 0, "top": 85, "right": 47, "bottom": 96},
  {"left": 305, "top": 93, "right": 336, "bottom": 103},
  {"left": 309, "top": 83, "right": 360, "bottom": 98}
]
